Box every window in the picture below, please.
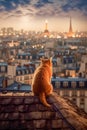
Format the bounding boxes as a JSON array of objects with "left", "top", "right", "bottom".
[
  {"left": 55, "top": 82, "right": 60, "bottom": 88},
  {"left": 26, "top": 55, "right": 28, "bottom": 59},
  {"left": 72, "top": 98, "right": 77, "bottom": 104},
  {"left": 22, "top": 70, "right": 25, "bottom": 75},
  {"left": 20, "top": 76, "right": 22, "bottom": 81},
  {"left": 63, "top": 81, "right": 68, "bottom": 87},
  {"left": 80, "top": 91, "right": 84, "bottom": 96},
  {"left": 1, "top": 66, "right": 5, "bottom": 72},
  {"left": 63, "top": 90, "right": 68, "bottom": 96},
  {"left": 71, "top": 81, "right": 76, "bottom": 88},
  {"left": 29, "top": 75, "right": 33, "bottom": 79},
  {"left": 79, "top": 82, "right": 84, "bottom": 87},
  {"left": 26, "top": 70, "right": 29, "bottom": 74},
  {"left": 18, "top": 71, "right": 21, "bottom": 75},
  {"left": 30, "top": 69, "right": 33, "bottom": 73},
  {"left": 65, "top": 59, "right": 68, "bottom": 64},
  {"left": 72, "top": 90, "right": 77, "bottom": 96},
  {"left": 17, "top": 77, "right": 19, "bottom": 81},
  {"left": 30, "top": 56, "right": 32, "bottom": 60},
  {"left": 24, "top": 76, "right": 29, "bottom": 80},
  {"left": 80, "top": 98, "right": 84, "bottom": 109},
  {"left": 20, "top": 55, "right": 22, "bottom": 59}
]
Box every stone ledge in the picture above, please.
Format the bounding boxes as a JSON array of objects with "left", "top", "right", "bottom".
[
  {"left": 48, "top": 92, "right": 87, "bottom": 130},
  {"left": 0, "top": 92, "right": 87, "bottom": 130}
]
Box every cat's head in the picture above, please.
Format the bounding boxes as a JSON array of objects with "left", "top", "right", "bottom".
[{"left": 41, "top": 57, "right": 52, "bottom": 67}]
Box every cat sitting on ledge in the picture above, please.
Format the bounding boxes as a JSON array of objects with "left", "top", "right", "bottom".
[{"left": 32, "top": 57, "right": 53, "bottom": 108}]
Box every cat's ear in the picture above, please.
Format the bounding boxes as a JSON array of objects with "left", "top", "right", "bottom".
[
  {"left": 50, "top": 57, "right": 52, "bottom": 61},
  {"left": 40, "top": 58, "right": 44, "bottom": 62}
]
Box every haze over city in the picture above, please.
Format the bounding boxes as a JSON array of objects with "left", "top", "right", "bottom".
[{"left": 0, "top": 0, "right": 87, "bottom": 32}]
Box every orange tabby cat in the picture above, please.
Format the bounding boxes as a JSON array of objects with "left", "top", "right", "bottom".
[{"left": 32, "top": 58, "right": 53, "bottom": 108}]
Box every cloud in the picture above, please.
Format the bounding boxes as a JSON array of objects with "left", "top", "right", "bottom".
[
  {"left": 0, "top": 0, "right": 87, "bottom": 19},
  {"left": 0, "top": 0, "right": 87, "bottom": 31},
  {"left": 0, "top": 5, "right": 5, "bottom": 12}
]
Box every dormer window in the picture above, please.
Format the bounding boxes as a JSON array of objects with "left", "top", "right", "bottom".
[
  {"left": 18, "top": 71, "right": 21, "bottom": 75},
  {"left": 1, "top": 66, "right": 5, "bottom": 72},
  {"left": 30, "top": 69, "right": 33, "bottom": 73},
  {"left": 26, "top": 70, "right": 29, "bottom": 74},
  {"left": 55, "top": 82, "right": 60, "bottom": 88},
  {"left": 26, "top": 55, "right": 28, "bottom": 59},
  {"left": 30, "top": 56, "right": 32, "bottom": 59},
  {"left": 71, "top": 81, "right": 76, "bottom": 88},
  {"left": 63, "top": 81, "right": 68, "bottom": 87},
  {"left": 79, "top": 82, "right": 84, "bottom": 87},
  {"left": 66, "top": 59, "right": 68, "bottom": 64},
  {"left": 22, "top": 70, "right": 25, "bottom": 75},
  {"left": 20, "top": 55, "right": 22, "bottom": 59}
]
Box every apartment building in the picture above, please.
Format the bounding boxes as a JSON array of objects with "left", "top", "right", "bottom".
[
  {"left": 52, "top": 77, "right": 87, "bottom": 113},
  {"left": 0, "top": 62, "right": 35, "bottom": 86}
]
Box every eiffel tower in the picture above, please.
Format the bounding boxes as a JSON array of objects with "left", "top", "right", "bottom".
[{"left": 44, "top": 20, "right": 49, "bottom": 37}]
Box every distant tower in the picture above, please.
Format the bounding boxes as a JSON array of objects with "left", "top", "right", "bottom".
[
  {"left": 45, "top": 20, "right": 48, "bottom": 32},
  {"left": 69, "top": 17, "right": 73, "bottom": 34},
  {"left": 67, "top": 17, "right": 74, "bottom": 37},
  {"left": 44, "top": 20, "right": 49, "bottom": 37}
]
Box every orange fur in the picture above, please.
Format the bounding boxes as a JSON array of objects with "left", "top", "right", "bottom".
[{"left": 32, "top": 58, "right": 53, "bottom": 107}]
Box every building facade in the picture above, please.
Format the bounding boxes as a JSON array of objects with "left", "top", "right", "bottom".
[
  {"left": 0, "top": 62, "right": 35, "bottom": 86},
  {"left": 52, "top": 77, "right": 87, "bottom": 113}
]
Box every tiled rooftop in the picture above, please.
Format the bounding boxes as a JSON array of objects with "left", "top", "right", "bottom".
[{"left": 0, "top": 92, "right": 87, "bottom": 130}]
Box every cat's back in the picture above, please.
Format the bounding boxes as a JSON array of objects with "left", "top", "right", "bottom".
[{"left": 32, "top": 65, "right": 49, "bottom": 83}]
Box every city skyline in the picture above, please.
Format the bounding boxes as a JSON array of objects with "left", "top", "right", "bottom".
[{"left": 0, "top": 0, "right": 87, "bottom": 32}]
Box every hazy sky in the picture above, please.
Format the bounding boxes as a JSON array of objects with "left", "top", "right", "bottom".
[{"left": 0, "top": 0, "right": 87, "bottom": 32}]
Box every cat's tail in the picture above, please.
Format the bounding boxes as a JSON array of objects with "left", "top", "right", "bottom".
[{"left": 39, "top": 92, "right": 51, "bottom": 108}]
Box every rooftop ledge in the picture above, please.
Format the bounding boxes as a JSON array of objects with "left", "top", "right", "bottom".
[{"left": 0, "top": 92, "right": 87, "bottom": 130}]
